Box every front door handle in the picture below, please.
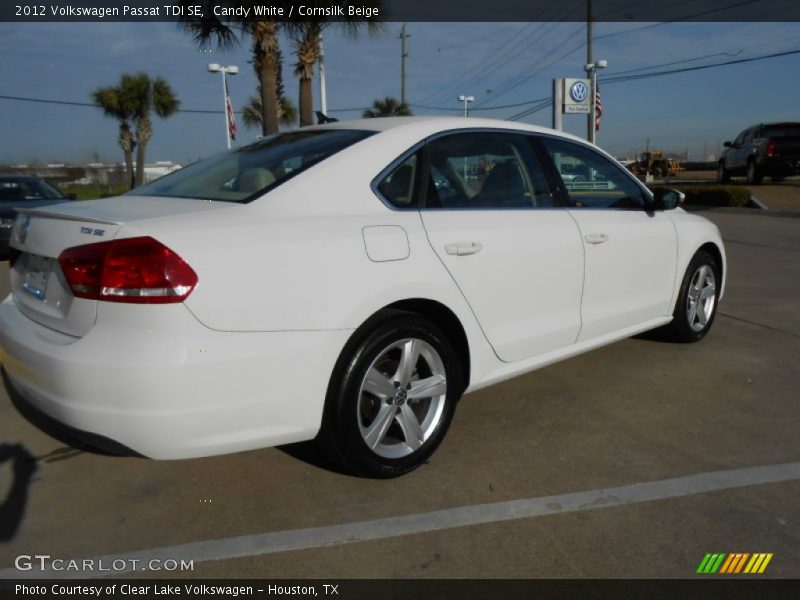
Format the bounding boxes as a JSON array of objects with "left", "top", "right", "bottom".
[
  {"left": 445, "top": 242, "right": 483, "bottom": 256},
  {"left": 584, "top": 233, "right": 609, "bottom": 245}
]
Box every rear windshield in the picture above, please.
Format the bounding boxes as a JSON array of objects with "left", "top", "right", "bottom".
[
  {"left": 763, "top": 125, "right": 800, "bottom": 138},
  {"left": 132, "top": 129, "right": 374, "bottom": 203}
]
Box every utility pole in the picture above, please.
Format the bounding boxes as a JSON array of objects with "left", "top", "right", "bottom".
[
  {"left": 586, "top": 0, "right": 593, "bottom": 141},
  {"left": 400, "top": 23, "right": 409, "bottom": 104},
  {"left": 318, "top": 32, "right": 327, "bottom": 115}
]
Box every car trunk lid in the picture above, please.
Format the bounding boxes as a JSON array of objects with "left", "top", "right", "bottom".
[{"left": 8, "top": 196, "right": 235, "bottom": 337}]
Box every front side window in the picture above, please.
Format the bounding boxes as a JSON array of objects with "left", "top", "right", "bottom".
[
  {"left": 539, "top": 137, "right": 646, "bottom": 209},
  {"left": 133, "top": 129, "right": 374, "bottom": 203},
  {"left": 424, "top": 132, "right": 556, "bottom": 209}
]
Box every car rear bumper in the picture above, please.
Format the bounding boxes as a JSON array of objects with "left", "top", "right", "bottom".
[
  {"left": 0, "top": 295, "right": 352, "bottom": 459},
  {"left": 758, "top": 157, "right": 800, "bottom": 174}
]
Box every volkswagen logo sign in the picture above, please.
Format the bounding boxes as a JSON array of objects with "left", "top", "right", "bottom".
[
  {"left": 16, "top": 215, "right": 31, "bottom": 246},
  {"left": 569, "top": 81, "right": 589, "bottom": 103}
]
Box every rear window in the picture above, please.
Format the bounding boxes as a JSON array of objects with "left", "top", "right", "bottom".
[
  {"left": 132, "top": 129, "right": 374, "bottom": 203},
  {"left": 762, "top": 125, "right": 800, "bottom": 138}
]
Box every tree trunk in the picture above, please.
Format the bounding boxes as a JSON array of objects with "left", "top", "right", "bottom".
[
  {"left": 254, "top": 25, "right": 280, "bottom": 135},
  {"left": 134, "top": 115, "right": 152, "bottom": 187},
  {"left": 124, "top": 148, "right": 134, "bottom": 190},
  {"left": 299, "top": 75, "right": 313, "bottom": 127},
  {"left": 118, "top": 123, "right": 135, "bottom": 190}
]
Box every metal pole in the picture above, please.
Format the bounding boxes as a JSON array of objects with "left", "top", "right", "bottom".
[
  {"left": 400, "top": 23, "right": 409, "bottom": 104},
  {"left": 319, "top": 33, "right": 327, "bottom": 115},
  {"left": 552, "top": 79, "right": 563, "bottom": 131},
  {"left": 587, "top": 0, "right": 594, "bottom": 142},
  {"left": 221, "top": 69, "right": 231, "bottom": 149},
  {"left": 589, "top": 67, "right": 597, "bottom": 145}
]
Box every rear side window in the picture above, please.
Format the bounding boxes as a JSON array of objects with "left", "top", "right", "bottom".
[
  {"left": 132, "top": 129, "right": 374, "bottom": 203},
  {"left": 539, "top": 137, "right": 646, "bottom": 209},
  {"left": 423, "top": 132, "right": 555, "bottom": 209},
  {"left": 377, "top": 153, "right": 419, "bottom": 208}
]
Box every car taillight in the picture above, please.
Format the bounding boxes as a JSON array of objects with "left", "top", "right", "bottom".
[
  {"left": 766, "top": 140, "right": 776, "bottom": 157},
  {"left": 58, "top": 236, "right": 197, "bottom": 304}
]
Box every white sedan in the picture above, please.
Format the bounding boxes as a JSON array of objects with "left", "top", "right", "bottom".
[{"left": 0, "top": 118, "right": 725, "bottom": 477}]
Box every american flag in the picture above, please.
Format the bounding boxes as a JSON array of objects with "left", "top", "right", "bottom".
[
  {"left": 225, "top": 77, "right": 237, "bottom": 142},
  {"left": 594, "top": 82, "right": 602, "bottom": 133}
]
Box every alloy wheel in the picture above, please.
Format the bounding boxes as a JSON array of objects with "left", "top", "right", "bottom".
[
  {"left": 686, "top": 264, "right": 717, "bottom": 332},
  {"left": 357, "top": 338, "right": 447, "bottom": 459}
]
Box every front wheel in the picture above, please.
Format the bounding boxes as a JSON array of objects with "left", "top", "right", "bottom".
[
  {"left": 746, "top": 160, "right": 763, "bottom": 185},
  {"left": 717, "top": 161, "right": 731, "bottom": 183},
  {"left": 319, "top": 313, "right": 462, "bottom": 478},
  {"left": 659, "top": 250, "right": 720, "bottom": 342}
]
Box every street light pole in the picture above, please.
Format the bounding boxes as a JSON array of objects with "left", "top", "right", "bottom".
[
  {"left": 457, "top": 95, "right": 474, "bottom": 118},
  {"left": 208, "top": 63, "right": 238, "bottom": 149}
]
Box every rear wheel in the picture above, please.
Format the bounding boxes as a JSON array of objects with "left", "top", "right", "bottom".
[
  {"left": 746, "top": 160, "right": 763, "bottom": 185},
  {"left": 658, "top": 250, "right": 720, "bottom": 343},
  {"left": 319, "top": 313, "right": 462, "bottom": 478},
  {"left": 772, "top": 175, "right": 786, "bottom": 183}
]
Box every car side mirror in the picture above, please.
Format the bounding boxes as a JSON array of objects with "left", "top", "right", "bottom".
[
  {"left": 65, "top": 192, "right": 77, "bottom": 200},
  {"left": 652, "top": 187, "right": 685, "bottom": 211},
  {"left": 723, "top": 141, "right": 732, "bottom": 148}
]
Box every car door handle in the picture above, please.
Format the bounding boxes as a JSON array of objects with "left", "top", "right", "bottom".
[
  {"left": 584, "top": 233, "right": 609, "bottom": 245},
  {"left": 445, "top": 242, "right": 483, "bottom": 256}
]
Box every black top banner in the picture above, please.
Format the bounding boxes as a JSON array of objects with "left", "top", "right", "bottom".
[{"left": 2, "top": 0, "right": 800, "bottom": 22}]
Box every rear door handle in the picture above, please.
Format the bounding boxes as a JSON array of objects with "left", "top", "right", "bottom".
[
  {"left": 445, "top": 242, "right": 483, "bottom": 256},
  {"left": 584, "top": 233, "right": 609, "bottom": 245}
]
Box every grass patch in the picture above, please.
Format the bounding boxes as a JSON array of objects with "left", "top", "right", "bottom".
[
  {"left": 62, "top": 185, "right": 129, "bottom": 200},
  {"left": 673, "top": 185, "right": 752, "bottom": 208}
]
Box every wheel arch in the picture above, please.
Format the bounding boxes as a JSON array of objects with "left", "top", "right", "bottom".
[
  {"left": 698, "top": 241, "right": 724, "bottom": 285},
  {"left": 330, "top": 298, "right": 472, "bottom": 395}
]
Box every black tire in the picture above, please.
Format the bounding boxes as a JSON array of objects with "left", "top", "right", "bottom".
[
  {"left": 771, "top": 175, "right": 786, "bottom": 183},
  {"left": 746, "top": 160, "right": 763, "bottom": 185},
  {"left": 717, "top": 161, "right": 731, "bottom": 183},
  {"left": 318, "top": 312, "right": 462, "bottom": 478},
  {"left": 657, "top": 250, "right": 721, "bottom": 343}
]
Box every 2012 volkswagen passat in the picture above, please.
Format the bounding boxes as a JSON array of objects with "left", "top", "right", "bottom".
[{"left": 0, "top": 118, "right": 725, "bottom": 477}]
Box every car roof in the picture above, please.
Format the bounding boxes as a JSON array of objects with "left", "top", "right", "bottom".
[
  {"left": 0, "top": 174, "right": 43, "bottom": 181},
  {"left": 309, "top": 116, "right": 591, "bottom": 145}
]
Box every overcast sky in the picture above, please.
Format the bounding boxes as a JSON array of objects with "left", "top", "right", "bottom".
[{"left": 1, "top": 19, "right": 799, "bottom": 164}]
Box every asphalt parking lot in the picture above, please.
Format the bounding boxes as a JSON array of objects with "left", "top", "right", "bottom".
[{"left": 1, "top": 208, "right": 798, "bottom": 579}]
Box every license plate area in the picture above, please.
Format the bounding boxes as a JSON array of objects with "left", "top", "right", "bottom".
[{"left": 21, "top": 254, "right": 54, "bottom": 301}]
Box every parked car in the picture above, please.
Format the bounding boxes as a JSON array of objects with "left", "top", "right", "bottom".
[
  {"left": 718, "top": 122, "right": 800, "bottom": 184},
  {"left": 0, "top": 175, "right": 74, "bottom": 256},
  {"left": 0, "top": 118, "right": 726, "bottom": 478}
]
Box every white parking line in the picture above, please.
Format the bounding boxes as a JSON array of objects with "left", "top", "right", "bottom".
[{"left": 5, "top": 461, "right": 800, "bottom": 579}]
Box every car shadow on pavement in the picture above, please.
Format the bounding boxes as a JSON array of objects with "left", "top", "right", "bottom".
[
  {"left": 0, "top": 443, "right": 37, "bottom": 541},
  {"left": 277, "top": 441, "right": 352, "bottom": 476}
]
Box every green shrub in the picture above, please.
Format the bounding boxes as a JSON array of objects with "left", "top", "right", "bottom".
[{"left": 673, "top": 185, "right": 752, "bottom": 208}]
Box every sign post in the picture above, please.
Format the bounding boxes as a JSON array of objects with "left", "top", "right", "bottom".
[{"left": 552, "top": 77, "right": 591, "bottom": 135}]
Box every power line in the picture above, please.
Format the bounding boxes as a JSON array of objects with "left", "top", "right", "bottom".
[
  {"left": 0, "top": 94, "right": 241, "bottom": 115},
  {"left": 418, "top": 0, "right": 580, "bottom": 107},
  {"left": 601, "top": 47, "right": 800, "bottom": 84}
]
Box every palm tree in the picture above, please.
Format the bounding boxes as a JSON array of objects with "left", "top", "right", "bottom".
[
  {"left": 180, "top": 2, "right": 285, "bottom": 135},
  {"left": 123, "top": 73, "right": 180, "bottom": 187},
  {"left": 363, "top": 97, "right": 413, "bottom": 118},
  {"left": 242, "top": 92, "right": 298, "bottom": 131},
  {"left": 92, "top": 78, "right": 139, "bottom": 190},
  {"left": 288, "top": 4, "right": 384, "bottom": 127}
]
